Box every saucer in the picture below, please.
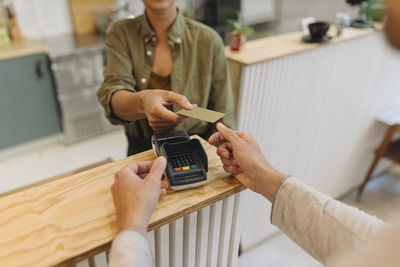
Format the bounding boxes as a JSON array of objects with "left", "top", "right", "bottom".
[{"left": 302, "top": 35, "right": 333, "bottom": 43}]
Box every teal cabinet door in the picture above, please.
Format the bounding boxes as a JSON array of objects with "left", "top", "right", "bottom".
[{"left": 0, "top": 54, "right": 61, "bottom": 149}]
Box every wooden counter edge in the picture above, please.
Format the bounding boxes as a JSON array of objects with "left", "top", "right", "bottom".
[
  {"left": 0, "top": 38, "right": 48, "bottom": 61},
  {"left": 148, "top": 183, "right": 246, "bottom": 231},
  {"left": 58, "top": 184, "right": 247, "bottom": 266}
]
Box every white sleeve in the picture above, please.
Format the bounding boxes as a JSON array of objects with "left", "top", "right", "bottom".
[{"left": 108, "top": 230, "right": 154, "bottom": 267}]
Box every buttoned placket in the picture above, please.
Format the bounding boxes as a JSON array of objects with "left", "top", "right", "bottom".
[
  {"left": 140, "top": 36, "right": 156, "bottom": 90},
  {"left": 169, "top": 37, "right": 183, "bottom": 97}
]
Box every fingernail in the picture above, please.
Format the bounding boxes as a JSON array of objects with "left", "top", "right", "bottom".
[
  {"left": 186, "top": 100, "right": 193, "bottom": 108},
  {"left": 183, "top": 97, "right": 193, "bottom": 107},
  {"left": 217, "top": 122, "right": 225, "bottom": 128}
]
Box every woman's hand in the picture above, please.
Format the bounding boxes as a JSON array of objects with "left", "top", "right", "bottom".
[
  {"left": 141, "top": 90, "right": 193, "bottom": 132},
  {"left": 208, "top": 123, "right": 285, "bottom": 202},
  {"left": 111, "top": 157, "right": 169, "bottom": 234},
  {"left": 111, "top": 89, "right": 194, "bottom": 132}
]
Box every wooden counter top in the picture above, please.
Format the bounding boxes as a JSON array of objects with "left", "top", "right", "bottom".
[
  {"left": 0, "top": 136, "right": 245, "bottom": 267},
  {"left": 226, "top": 26, "right": 381, "bottom": 66},
  {"left": 0, "top": 38, "right": 48, "bottom": 61}
]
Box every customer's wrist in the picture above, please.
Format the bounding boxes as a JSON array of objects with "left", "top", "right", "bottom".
[
  {"left": 259, "top": 168, "right": 285, "bottom": 202},
  {"left": 118, "top": 212, "right": 148, "bottom": 235}
]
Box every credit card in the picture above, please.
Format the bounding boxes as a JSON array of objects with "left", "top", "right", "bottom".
[{"left": 176, "top": 107, "right": 225, "bottom": 123}]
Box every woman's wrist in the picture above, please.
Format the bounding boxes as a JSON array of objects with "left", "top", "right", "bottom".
[
  {"left": 136, "top": 90, "right": 147, "bottom": 115},
  {"left": 111, "top": 90, "right": 147, "bottom": 121}
]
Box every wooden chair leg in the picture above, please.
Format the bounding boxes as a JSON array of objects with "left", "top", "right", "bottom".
[
  {"left": 357, "top": 126, "right": 398, "bottom": 201},
  {"left": 357, "top": 154, "right": 383, "bottom": 201}
]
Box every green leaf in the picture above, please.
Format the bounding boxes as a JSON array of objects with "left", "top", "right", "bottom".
[
  {"left": 233, "top": 21, "right": 242, "bottom": 32},
  {"left": 226, "top": 10, "right": 255, "bottom": 36},
  {"left": 245, "top": 27, "right": 256, "bottom": 36}
]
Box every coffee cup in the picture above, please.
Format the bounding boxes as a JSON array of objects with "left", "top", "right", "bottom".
[{"left": 308, "top": 22, "right": 330, "bottom": 39}]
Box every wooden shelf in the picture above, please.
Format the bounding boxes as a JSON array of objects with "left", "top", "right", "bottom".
[
  {"left": 0, "top": 38, "right": 48, "bottom": 61},
  {"left": 0, "top": 136, "right": 245, "bottom": 266},
  {"left": 226, "top": 26, "right": 380, "bottom": 66}
]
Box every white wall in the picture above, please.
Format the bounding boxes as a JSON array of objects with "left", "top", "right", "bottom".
[
  {"left": 12, "top": 0, "right": 73, "bottom": 38},
  {"left": 242, "top": 0, "right": 276, "bottom": 24},
  {"left": 276, "top": 0, "right": 359, "bottom": 33}
]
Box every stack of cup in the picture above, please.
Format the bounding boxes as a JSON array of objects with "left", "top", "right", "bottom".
[{"left": 335, "top": 12, "right": 350, "bottom": 37}]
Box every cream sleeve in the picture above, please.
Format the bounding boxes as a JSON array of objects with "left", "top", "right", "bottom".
[
  {"left": 108, "top": 230, "right": 154, "bottom": 267},
  {"left": 271, "top": 178, "right": 388, "bottom": 264}
]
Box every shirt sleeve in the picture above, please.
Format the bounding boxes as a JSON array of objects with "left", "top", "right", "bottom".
[
  {"left": 271, "top": 178, "right": 388, "bottom": 264},
  {"left": 97, "top": 21, "right": 137, "bottom": 125},
  {"left": 208, "top": 33, "right": 237, "bottom": 130},
  {"left": 108, "top": 230, "right": 154, "bottom": 267}
]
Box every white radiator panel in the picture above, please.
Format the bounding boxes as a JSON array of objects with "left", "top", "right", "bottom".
[
  {"left": 155, "top": 224, "right": 170, "bottom": 267},
  {"left": 195, "top": 207, "right": 210, "bottom": 267},
  {"left": 78, "top": 195, "right": 242, "bottom": 267},
  {"left": 217, "top": 196, "right": 235, "bottom": 267},
  {"left": 207, "top": 201, "right": 223, "bottom": 267},
  {"left": 237, "top": 33, "right": 400, "bottom": 251},
  {"left": 183, "top": 212, "right": 197, "bottom": 267},
  {"left": 169, "top": 218, "right": 184, "bottom": 267}
]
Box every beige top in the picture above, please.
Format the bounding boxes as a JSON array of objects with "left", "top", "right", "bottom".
[
  {"left": 225, "top": 26, "right": 380, "bottom": 66},
  {"left": 0, "top": 38, "right": 48, "bottom": 61},
  {"left": 109, "top": 177, "right": 398, "bottom": 267}
]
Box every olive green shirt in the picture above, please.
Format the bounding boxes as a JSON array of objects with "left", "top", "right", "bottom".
[{"left": 97, "top": 11, "right": 236, "bottom": 148}]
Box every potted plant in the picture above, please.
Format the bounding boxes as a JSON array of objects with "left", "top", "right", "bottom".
[
  {"left": 365, "top": 0, "right": 385, "bottom": 22},
  {"left": 227, "top": 11, "right": 255, "bottom": 51}
]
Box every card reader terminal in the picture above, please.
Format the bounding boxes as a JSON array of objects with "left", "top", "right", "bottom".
[{"left": 151, "top": 131, "right": 208, "bottom": 191}]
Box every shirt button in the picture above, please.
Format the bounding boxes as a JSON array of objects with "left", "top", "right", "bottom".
[
  {"left": 141, "top": 78, "right": 147, "bottom": 84},
  {"left": 146, "top": 50, "right": 152, "bottom": 56},
  {"left": 176, "top": 37, "right": 182, "bottom": 44},
  {"left": 152, "top": 36, "right": 156, "bottom": 42}
]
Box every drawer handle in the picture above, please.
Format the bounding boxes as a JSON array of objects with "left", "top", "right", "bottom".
[{"left": 36, "top": 60, "right": 44, "bottom": 79}]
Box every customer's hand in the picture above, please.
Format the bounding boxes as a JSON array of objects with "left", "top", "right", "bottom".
[
  {"left": 141, "top": 90, "right": 194, "bottom": 132},
  {"left": 111, "top": 157, "right": 168, "bottom": 234},
  {"left": 208, "top": 123, "right": 285, "bottom": 202}
]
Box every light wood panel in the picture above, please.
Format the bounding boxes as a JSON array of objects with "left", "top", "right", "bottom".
[
  {"left": 228, "top": 58, "right": 243, "bottom": 112},
  {"left": 0, "top": 38, "right": 48, "bottom": 61},
  {"left": 225, "top": 26, "right": 380, "bottom": 66},
  {"left": 0, "top": 136, "right": 245, "bottom": 267},
  {"left": 69, "top": 0, "right": 115, "bottom": 35}
]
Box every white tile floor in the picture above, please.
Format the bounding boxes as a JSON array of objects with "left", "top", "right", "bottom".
[{"left": 2, "top": 131, "right": 400, "bottom": 267}]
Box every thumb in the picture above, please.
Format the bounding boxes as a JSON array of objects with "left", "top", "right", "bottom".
[
  {"left": 165, "top": 92, "right": 193, "bottom": 109},
  {"left": 146, "top": 156, "right": 167, "bottom": 186},
  {"left": 216, "top": 122, "right": 242, "bottom": 144}
]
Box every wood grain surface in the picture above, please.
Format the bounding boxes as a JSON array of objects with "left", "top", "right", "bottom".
[
  {"left": 0, "top": 136, "right": 245, "bottom": 267},
  {"left": 0, "top": 38, "right": 48, "bottom": 61},
  {"left": 225, "top": 26, "right": 380, "bottom": 66},
  {"left": 69, "top": 0, "right": 115, "bottom": 35}
]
